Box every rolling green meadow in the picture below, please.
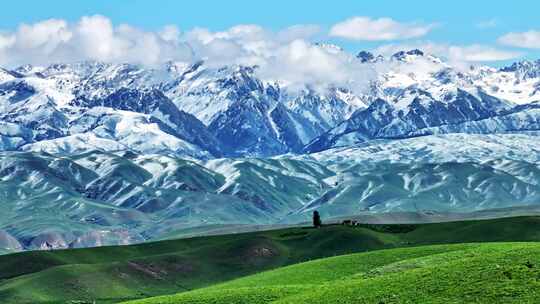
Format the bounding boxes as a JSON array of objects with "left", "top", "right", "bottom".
[
  {"left": 126, "top": 242, "right": 540, "bottom": 304},
  {"left": 2, "top": 216, "right": 540, "bottom": 303}
]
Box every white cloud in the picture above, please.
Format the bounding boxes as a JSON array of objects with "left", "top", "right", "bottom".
[
  {"left": 256, "top": 39, "right": 374, "bottom": 92},
  {"left": 0, "top": 16, "right": 363, "bottom": 91},
  {"left": 0, "top": 15, "right": 529, "bottom": 94},
  {"left": 74, "top": 15, "right": 118, "bottom": 62},
  {"left": 0, "top": 33, "right": 15, "bottom": 49},
  {"left": 329, "top": 17, "right": 434, "bottom": 41},
  {"left": 16, "top": 19, "right": 71, "bottom": 50},
  {"left": 375, "top": 42, "right": 521, "bottom": 64},
  {"left": 184, "top": 24, "right": 373, "bottom": 91},
  {"left": 498, "top": 31, "right": 540, "bottom": 49},
  {"left": 184, "top": 24, "right": 323, "bottom": 68},
  {"left": 0, "top": 34, "right": 14, "bottom": 64},
  {"left": 0, "top": 15, "right": 193, "bottom": 67},
  {"left": 159, "top": 25, "right": 181, "bottom": 43}
]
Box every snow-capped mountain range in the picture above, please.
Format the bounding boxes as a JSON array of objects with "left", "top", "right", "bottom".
[
  {"left": 2, "top": 47, "right": 540, "bottom": 252},
  {"left": 2, "top": 47, "right": 540, "bottom": 158}
]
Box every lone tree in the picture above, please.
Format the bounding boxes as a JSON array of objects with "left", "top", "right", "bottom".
[{"left": 313, "top": 210, "right": 322, "bottom": 228}]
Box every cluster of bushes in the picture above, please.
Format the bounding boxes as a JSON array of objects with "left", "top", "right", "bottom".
[
  {"left": 356, "top": 223, "right": 418, "bottom": 233},
  {"left": 312, "top": 211, "right": 418, "bottom": 234}
]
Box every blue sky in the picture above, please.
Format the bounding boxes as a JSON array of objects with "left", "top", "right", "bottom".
[
  {"left": 0, "top": 1, "right": 535, "bottom": 33},
  {"left": 0, "top": 0, "right": 539, "bottom": 67}
]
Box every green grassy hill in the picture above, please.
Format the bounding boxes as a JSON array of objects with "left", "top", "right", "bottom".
[
  {"left": 2, "top": 216, "right": 540, "bottom": 303},
  {"left": 125, "top": 242, "right": 540, "bottom": 304}
]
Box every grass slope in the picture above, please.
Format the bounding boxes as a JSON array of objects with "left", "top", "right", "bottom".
[
  {"left": 2, "top": 216, "right": 540, "bottom": 303},
  {"left": 126, "top": 243, "right": 540, "bottom": 304}
]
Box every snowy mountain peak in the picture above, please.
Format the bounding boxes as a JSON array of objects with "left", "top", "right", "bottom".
[
  {"left": 390, "top": 49, "right": 444, "bottom": 66},
  {"left": 499, "top": 59, "right": 540, "bottom": 80},
  {"left": 391, "top": 49, "right": 424, "bottom": 61},
  {"left": 164, "top": 60, "right": 191, "bottom": 75},
  {"left": 0, "top": 68, "right": 20, "bottom": 82},
  {"left": 356, "top": 51, "right": 375, "bottom": 63},
  {"left": 2, "top": 50, "right": 540, "bottom": 158},
  {"left": 13, "top": 64, "right": 45, "bottom": 76}
]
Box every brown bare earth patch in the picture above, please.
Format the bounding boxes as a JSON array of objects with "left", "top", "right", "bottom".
[{"left": 127, "top": 262, "right": 166, "bottom": 280}]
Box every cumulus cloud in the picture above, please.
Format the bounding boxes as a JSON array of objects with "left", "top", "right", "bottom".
[
  {"left": 184, "top": 24, "right": 322, "bottom": 66},
  {"left": 159, "top": 25, "right": 181, "bottom": 43},
  {"left": 0, "top": 15, "right": 530, "bottom": 93},
  {"left": 256, "top": 40, "right": 374, "bottom": 92},
  {"left": 0, "top": 33, "right": 15, "bottom": 63},
  {"left": 184, "top": 24, "right": 372, "bottom": 91},
  {"left": 16, "top": 19, "right": 71, "bottom": 50},
  {"left": 0, "top": 15, "right": 193, "bottom": 67},
  {"left": 329, "top": 17, "right": 434, "bottom": 41},
  {"left": 0, "top": 16, "right": 373, "bottom": 92},
  {"left": 0, "top": 33, "right": 15, "bottom": 49},
  {"left": 185, "top": 24, "right": 270, "bottom": 66},
  {"left": 498, "top": 30, "right": 540, "bottom": 49},
  {"left": 375, "top": 42, "right": 521, "bottom": 64}
]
